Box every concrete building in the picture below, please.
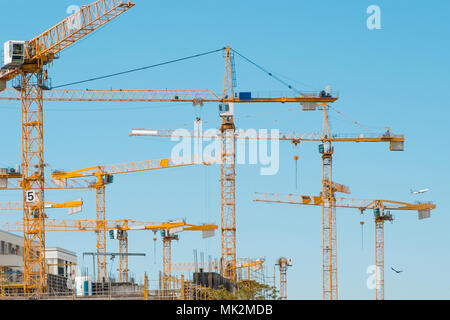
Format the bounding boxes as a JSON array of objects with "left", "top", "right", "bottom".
[
  {"left": 0, "top": 230, "right": 77, "bottom": 284},
  {"left": 0, "top": 230, "right": 26, "bottom": 270}
]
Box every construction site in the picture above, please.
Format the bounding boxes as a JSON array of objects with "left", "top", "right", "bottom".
[{"left": 0, "top": 1, "right": 443, "bottom": 301}]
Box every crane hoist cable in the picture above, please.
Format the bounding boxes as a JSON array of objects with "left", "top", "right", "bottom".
[
  {"left": 52, "top": 47, "right": 226, "bottom": 88},
  {"left": 153, "top": 237, "right": 157, "bottom": 265},
  {"left": 360, "top": 220, "right": 365, "bottom": 250},
  {"left": 292, "top": 143, "right": 300, "bottom": 190}
]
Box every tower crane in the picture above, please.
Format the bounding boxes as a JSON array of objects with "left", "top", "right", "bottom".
[
  {"left": 0, "top": 0, "right": 134, "bottom": 294},
  {"left": 130, "top": 47, "right": 339, "bottom": 282},
  {"left": 254, "top": 192, "right": 436, "bottom": 299},
  {"left": 132, "top": 121, "right": 404, "bottom": 299},
  {"left": 275, "top": 257, "right": 292, "bottom": 300},
  {"left": 158, "top": 221, "right": 217, "bottom": 293},
  {"left": 50, "top": 157, "right": 208, "bottom": 282},
  {"left": 0, "top": 46, "right": 339, "bottom": 283},
  {"left": 0, "top": 45, "right": 402, "bottom": 294}
]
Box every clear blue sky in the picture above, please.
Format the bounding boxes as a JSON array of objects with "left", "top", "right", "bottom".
[{"left": 0, "top": 0, "right": 449, "bottom": 299}]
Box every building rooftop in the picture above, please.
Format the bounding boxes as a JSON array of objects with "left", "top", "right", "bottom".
[{"left": 45, "top": 247, "right": 77, "bottom": 257}]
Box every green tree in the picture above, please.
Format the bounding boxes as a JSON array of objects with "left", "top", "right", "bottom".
[{"left": 206, "top": 280, "right": 278, "bottom": 300}]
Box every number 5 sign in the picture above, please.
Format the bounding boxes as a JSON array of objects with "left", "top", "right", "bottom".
[{"left": 25, "top": 190, "right": 37, "bottom": 203}]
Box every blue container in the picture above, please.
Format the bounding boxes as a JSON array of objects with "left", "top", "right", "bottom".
[{"left": 239, "top": 92, "right": 252, "bottom": 100}]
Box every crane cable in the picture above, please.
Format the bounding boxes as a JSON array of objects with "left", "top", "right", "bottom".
[
  {"left": 327, "top": 104, "right": 378, "bottom": 134},
  {"left": 52, "top": 47, "right": 226, "bottom": 88},
  {"left": 230, "top": 48, "right": 303, "bottom": 95}
]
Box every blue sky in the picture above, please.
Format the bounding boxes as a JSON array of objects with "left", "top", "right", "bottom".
[{"left": 0, "top": 0, "right": 449, "bottom": 299}]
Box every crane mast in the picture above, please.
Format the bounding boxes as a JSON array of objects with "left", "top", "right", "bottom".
[
  {"left": 276, "top": 257, "right": 291, "bottom": 300},
  {"left": 96, "top": 186, "right": 107, "bottom": 282},
  {"left": 19, "top": 68, "right": 46, "bottom": 294},
  {"left": 117, "top": 230, "right": 129, "bottom": 283},
  {"left": 374, "top": 210, "right": 387, "bottom": 300},
  {"left": 162, "top": 233, "right": 176, "bottom": 294},
  {"left": 220, "top": 46, "right": 237, "bottom": 282},
  {"left": 320, "top": 105, "right": 337, "bottom": 300}
]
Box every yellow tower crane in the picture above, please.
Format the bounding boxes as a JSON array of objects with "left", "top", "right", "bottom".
[
  {"left": 133, "top": 124, "right": 403, "bottom": 299},
  {"left": 50, "top": 157, "right": 208, "bottom": 282},
  {"left": 0, "top": 0, "right": 134, "bottom": 294},
  {"left": 158, "top": 221, "right": 218, "bottom": 294},
  {"left": 130, "top": 46, "right": 339, "bottom": 283},
  {"left": 0, "top": 47, "right": 402, "bottom": 295},
  {"left": 254, "top": 192, "right": 436, "bottom": 299},
  {"left": 0, "top": 47, "right": 339, "bottom": 283}
]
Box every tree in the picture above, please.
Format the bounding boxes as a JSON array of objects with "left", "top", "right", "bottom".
[{"left": 206, "top": 280, "right": 278, "bottom": 300}]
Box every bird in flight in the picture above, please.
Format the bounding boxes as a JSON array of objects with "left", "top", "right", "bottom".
[
  {"left": 411, "top": 188, "right": 430, "bottom": 195},
  {"left": 391, "top": 267, "right": 403, "bottom": 274}
]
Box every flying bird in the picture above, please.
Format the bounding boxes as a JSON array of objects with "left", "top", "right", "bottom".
[
  {"left": 391, "top": 267, "right": 403, "bottom": 274},
  {"left": 411, "top": 188, "right": 430, "bottom": 195}
]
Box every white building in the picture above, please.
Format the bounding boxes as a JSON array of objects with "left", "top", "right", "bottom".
[{"left": 45, "top": 247, "right": 77, "bottom": 278}]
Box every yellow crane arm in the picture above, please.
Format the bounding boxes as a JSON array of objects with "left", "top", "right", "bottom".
[
  {"left": 50, "top": 157, "right": 202, "bottom": 180},
  {"left": 0, "top": 88, "right": 337, "bottom": 104},
  {"left": 2, "top": 177, "right": 94, "bottom": 190},
  {"left": 254, "top": 192, "right": 437, "bottom": 212},
  {"left": 2, "top": 219, "right": 218, "bottom": 233},
  {"left": 130, "top": 128, "right": 404, "bottom": 151},
  {"left": 237, "top": 259, "right": 264, "bottom": 269},
  {"left": 44, "top": 200, "right": 83, "bottom": 209},
  {"left": 0, "top": 0, "right": 135, "bottom": 82},
  {"left": 0, "top": 200, "right": 83, "bottom": 211},
  {"left": 183, "top": 224, "right": 218, "bottom": 231}
]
